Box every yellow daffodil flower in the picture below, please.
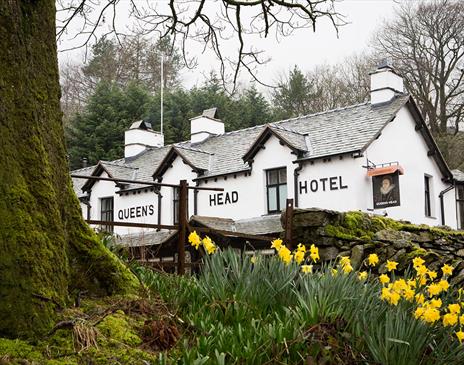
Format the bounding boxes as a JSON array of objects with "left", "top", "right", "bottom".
[
  {"left": 342, "top": 263, "right": 353, "bottom": 274},
  {"left": 407, "top": 279, "right": 417, "bottom": 288},
  {"left": 188, "top": 231, "right": 202, "bottom": 250},
  {"left": 309, "top": 244, "right": 319, "bottom": 262},
  {"left": 294, "top": 250, "right": 305, "bottom": 265},
  {"left": 428, "top": 283, "right": 442, "bottom": 297},
  {"left": 441, "top": 264, "right": 453, "bottom": 276},
  {"left": 449, "top": 303, "right": 461, "bottom": 314},
  {"left": 340, "top": 256, "right": 351, "bottom": 267},
  {"left": 386, "top": 260, "right": 398, "bottom": 272},
  {"left": 427, "top": 270, "right": 437, "bottom": 280},
  {"left": 412, "top": 257, "right": 425, "bottom": 268},
  {"left": 415, "top": 293, "right": 425, "bottom": 304},
  {"left": 438, "top": 279, "right": 450, "bottom": 291},
  {"left": 403, "top": 288, "right": 415, "bottom": 302},
  {"left": 331, "top": 268, "right": 338, "bottom": 277},
  {"left": 367, "top": 253, "right": 379, "bottom": 267},
  {"left": 379, "top": 274, "right": 390, "bottom": 285},
  {"left": 250, "top": 256, "right": 257, "bottom": 264},
  {"left": 202, "top": 236, "right": 217, "bottom": 254},
  {"left": 296, "top": 243, "right": 306, "bottom": 253},
  {"left": 456, "top": 330, "right": 464, "bottom": 343},
  {"left": 422, "top": 307, "right": 440, "bottom": 323},
  {"left": 443, "top": 313, "right": 458, "bottom": 327},
  {"left": 430, "top": 298, "right": 442, "bottom": 308},
  {"left": 271, "top": 238, "right": 283, "bottom": 251},
  {"left": 358, "top": 271, "right": 368, "bottom": 281},
  {"left": 415, "top": 265, "right": 428, "bottom": 277},
  {"left": 415, "top": 306, "right": 425, "bottom": 319},
  {"left": 278, "top": 246, "right": 292, "bottom": 265},
  {"left": 301, "top": 265, "right": 313, "bottom": 274}
]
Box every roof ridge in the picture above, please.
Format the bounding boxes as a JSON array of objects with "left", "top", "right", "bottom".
[
  {"left": 270, "top": 124, "right": 306, "bottom": 135},
  {"left": 101, "top": 160, "right": 138, "bottom": 169},
  {"left": 175, "top": 145, "right": 213, "bottom": 155}
]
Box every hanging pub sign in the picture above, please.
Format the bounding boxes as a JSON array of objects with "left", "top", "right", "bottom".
[{"left": 368, "top": 164, "right": 403, "bottom": 209}]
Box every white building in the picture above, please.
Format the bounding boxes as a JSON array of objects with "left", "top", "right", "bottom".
[{"left": 72, "top": 64, "right": 464, "bottom": 239}]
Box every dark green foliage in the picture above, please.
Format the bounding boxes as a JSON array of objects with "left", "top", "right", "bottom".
[{"left": 66, "top": 81, "right": 153, "bottom": 169}]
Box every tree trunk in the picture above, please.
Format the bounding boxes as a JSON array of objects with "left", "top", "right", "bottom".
[{"left": 0, "top": 0, "right": 137, "bottom": 338}]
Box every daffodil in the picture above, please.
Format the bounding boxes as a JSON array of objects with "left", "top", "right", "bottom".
[
  {"left": 438, "top": 279, "right": 450, "bottom": 291},
  {"left": 403, "top": 288, "right": 415, "bottom": 301},
  {"left": 415, "top": 306, "right": 425, "bottom": 319},
  {"left": 412, "top": 257, "right": 425, "bottom": 268},
  {"left": 301, "top": 265, "right": 313, "bottom": 274},
  {"left": 430, "top": 298, "right": 442, "bottom": 308},
  {"left": 449, "top": 303, "right": 461, "bottom": 314},
  {"left": 309, "top": 244, "right": 319, "bottom": 262},
  {"left": 358, "top": 271, "right": 368, "bottom": 281},
  {"left": 415, "top": 265, "right": 428, "bottom": 277},
  {"left": 392, "top": 279, "right": 408, "bottom": 292},
  {"left": 339, "top": 256, "right": 351, "bottom": 267},
  {"left": 294, "top": 250, "right": 305, "bottom": 264},
  {"left": 443, "top": 313, "right": 458, "bottom": 327},
  {"left": 331, "top": 268, "right": 338, "bottom": 277},
  {"left": 422, "top": 307, "right": 440, "bottom": 323},
  {"left": 428, "top": 283, "right": 442, "bottom": 297},
  {"left": 271, "top": 238, "right": 283, "bottom": 251},
  {"left": 427, "top": 270, "right": 437, "bottom": 280},
  {"left": 441, "top": 264, "right": 453, "bottom": 276},
  {"left": 188, "top": 231, "right": 202, "bottom": 249},
  {"left": 379, "top": 274, "right": 390, "bottom": 285},
  {"left": 342, "top": 263, "right": 353, "bottom": 274},
  {"left": 415, "top": 293, "right": 425, "bottom": 304},
  {"left": 296, "top": 243, "right": 306, "bottom": 253},
  {"left": 386, "top": 260, "right": 398, "bottom": 272},
  {"left": 367, "top": 253, "right": 379, "bottom": 267},
  {"left": 278, "top": 246, "right": 292, "bottom": 265},
  {"left": 250, "top": 256, "right": 257, "bottom": 264},
  {"left": 202, "top": 236, "right": 217, "bottom": 254},
  {"left": 456, "top": 330, "right": 464, "bottom": 343},
  {"left": 407, "top": 279, "right": 417, "bottom": 288}
]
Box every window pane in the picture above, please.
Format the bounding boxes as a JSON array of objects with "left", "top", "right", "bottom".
[
  {"left": 458, "top": 186, "right": 464, "bottom": 200},
  {"left": 267, "top": 170, "right": 278, "bottom": 185},
  {"left": 458, "top": 201, "right": 464, "bottom": 229},
  {"left": 279, "top": 168, "right": 287, "bottom": 183},
  {"left": 268, "top": 186, "right": 278, "bottom": 212},
  {"left": 279, "top": 184, "right": 287, "bottom": 210}
]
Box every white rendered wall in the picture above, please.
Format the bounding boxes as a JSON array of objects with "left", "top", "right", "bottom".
[
  {"left": 297, "top": 156, "right": 366, "bottom": 212},
  {"left": 191, "top": 116, "right": 224, "bottom": 143},
  {"left": 125, "top": 129, "right": 164, "bottom": 157},
  {"left": 366, "top": 106, "right": 457, "bottom": 228},
  {"left": 196, "top": 135, "right": 296, "bottom": 219}
]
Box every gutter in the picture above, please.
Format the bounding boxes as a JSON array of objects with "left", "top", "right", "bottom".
[{"left": 439, "top": 183, "right": 455, "bottom": 226}]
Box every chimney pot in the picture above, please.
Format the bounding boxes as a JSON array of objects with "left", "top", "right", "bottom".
[
  {"left": 124, "top": 120, "right": 164, "bottom": 158},
  {"left": 190, "top": 108, "right": 224, "bottom": 143},
  {"left": 370, "top": 61, "right": 404, "bottom": 105}
]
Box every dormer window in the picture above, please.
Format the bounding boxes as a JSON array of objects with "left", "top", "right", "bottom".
[{"left": 266, "top": 168, "right": 287, "bottom": 213}]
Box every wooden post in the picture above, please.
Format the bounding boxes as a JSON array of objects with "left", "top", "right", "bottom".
[
  {"left": 284, "top": 198, "right": 294, "bottom": 249},
  {"left": 177, "top": 180, "right": 188, "bottom": 275}
]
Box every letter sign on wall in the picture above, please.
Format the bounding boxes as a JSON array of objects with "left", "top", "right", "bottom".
[
  {"left": 299, "top": 176, "right": 348, "bottom": 195},
  {"left": 372, "top": 172, "right": 401, "bottom": 208},
  {"left": 209, "top": 191, "right": 239, "bottom": 206},
  {"left": 118, "top": 205, "right": 155, "bottom": 220}
]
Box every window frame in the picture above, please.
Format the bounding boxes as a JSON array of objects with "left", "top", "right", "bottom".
[
  {"left": 100, "top": 196, "right": 114, "bottom": 233},
  {"left": 266, "top": 167, "right": 287, "bottom": 214},
  {"left": 456, "top": 185, "right": 464, "bottom": 229},
  {"left": 424, "top": 175, "right": 432, "bottom": 217},
  {"left": 173, "top": 187, "right": 180, "bottom": 225}
]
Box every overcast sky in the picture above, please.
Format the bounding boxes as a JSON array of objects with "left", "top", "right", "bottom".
[{"left": 58, "top": 0, "right": 402, "bottom": 90}]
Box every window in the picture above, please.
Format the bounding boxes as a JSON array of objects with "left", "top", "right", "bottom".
[
  {"left": 100, "top": 197, "right": 114, "bottom": 233},
  {"left": 266, "top": 168, "right": 287, "bottom": 213},
  {"left": 424, "top": 175, "right": 432, "bottom": 217},
  {"left": 173, "top": 187, "right": 179, "bottom": 224},
  {"left": 457, "top": 185, "right": 464, "bottom": 229}
]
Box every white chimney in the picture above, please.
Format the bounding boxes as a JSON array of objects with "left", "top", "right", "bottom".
[
  {"left": 370, "top": 60, "right": 404, "bottom": 105},
  {"left": 124, "top": 121, "right": 164, "bottom": 158},
  {"left": 190, "top": 108, "right": 224, "bottom": 144}
]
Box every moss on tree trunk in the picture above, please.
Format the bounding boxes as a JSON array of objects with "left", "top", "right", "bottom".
[{"left": 0, "top": 0, "right": 137, "bottom": 338}]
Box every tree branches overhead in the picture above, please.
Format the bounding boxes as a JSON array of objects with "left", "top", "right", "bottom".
[{"left": 56, "top": 0, "right": 344, "bottom": 91}]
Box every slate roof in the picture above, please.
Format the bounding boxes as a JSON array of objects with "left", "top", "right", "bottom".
[
  {"left": 72, "top": 94, "right": 419, "bottom": 195},
  {"left": 191, "top": 215, "right": 283, "bottom": 235},
  {"left": 116, "top": 230, "right": 177, "bottom": 247}
]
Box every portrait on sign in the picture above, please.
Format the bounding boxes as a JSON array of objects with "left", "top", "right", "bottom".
[{"left": 373, "top": 172, "right": 400, "bottom": 208}]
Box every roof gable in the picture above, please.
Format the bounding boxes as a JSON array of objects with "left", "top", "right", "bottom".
[
  {"left": 152, "top": 146, "right": 212, "bottom": 179},
  {"left": 242, "top": 125, "right": 308, "bottom": 163},
  {"left": 81, "top": 161, "right": 138, "bottom": 192}
]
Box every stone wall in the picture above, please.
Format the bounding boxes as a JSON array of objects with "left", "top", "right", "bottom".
[{"left": 284, "top": 208, "right": 464, "bottom": 285}]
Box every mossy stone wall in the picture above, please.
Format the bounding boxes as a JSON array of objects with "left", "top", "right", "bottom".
[{"left": 286, "top": 209, "right": 464, "bottom": 284}]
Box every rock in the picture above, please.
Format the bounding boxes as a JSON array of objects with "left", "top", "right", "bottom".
[
  {"left": 374, "top": 229, "right": 413, "bottom": 243},
  {"left": 434, "top": 238, "right": 448, "bottom": 246},
  {"left": 413, "top": 231, "right": 434, "bottom": 243},
  {"left": 350, "top": 245, "right": 364, "bottom": 270},
  {"left": 319, "top": 247, "right": 340, "bottom": 261},
  {"left": 393, "top": 239, "right": 411, "bottom": 249},
  {"left": 451, "top": 268, "right": 464, "bottom": 286},
  {"left": 456, "top": 249, "right": 464, "bottom": 257}
]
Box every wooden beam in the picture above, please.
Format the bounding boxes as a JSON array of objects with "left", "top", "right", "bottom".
[
  {"left": 85, "top": 220, "right": 177, "bottom": 230},
  {"left": 177, "top": 180, "right": 188, "bottom": 275},
  {"left": 188, "top": 225, "right": 276, "bottom": 242},
  {"left": 284, "top": 199, "right": 294, "bottom": 249}
]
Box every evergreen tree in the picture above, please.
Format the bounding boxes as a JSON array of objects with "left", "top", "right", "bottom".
[
  {"left": 66, "top": 81, "right": 153, "bottom": 169},
  {"left": 272, "top": 65, "right": 320, "bottom": 120}
]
